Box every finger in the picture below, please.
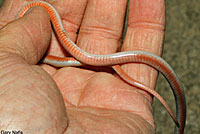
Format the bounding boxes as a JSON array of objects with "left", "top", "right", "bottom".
[
  {"left": 77, "top": 0, "right": 128, "bottom": 55},
  {"left": 0, "top": 0, "right": 30, "bottom": 28},
  {"left": 121, "top": 0, "right": 165, "bottom": 99},
  {"left": 0, "top": 7, "right": 51, "bottom": 65},
  {"left": 0, "top": 6, "right": 67, "bottom": 132},
  {"left": 46, "top": 0, "right": 88, "bottom": 57}
]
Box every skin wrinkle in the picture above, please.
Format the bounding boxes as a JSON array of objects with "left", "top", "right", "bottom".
[
  {"left": 81, "top": 106, "right": 142, "bottom": 122},
  {"left": 73, "top": 107, "right": 114, "bottom": 117},
  {"left": 77, "top": 73, "right": 153, "bottom": 125},
  {"left": 6, "top": 0, "right": 14, "bottom": 14},
  {"left": 116, "top": 61, "right": 153, "bottom": 102},
  {"left": 94, "top": 0, "right": 127, "bottom": 26},
  {"left": 0, "top": 65, "right": 30, "bottom": 89},
  {"left": 0, "top": 55, "right": 25, "bottom": 71},
  {"left": 67, "top": 107, "right": 154, "bottom": 133},
  {"left": 0, "top": 91, "right": 8, "bottom": 107},
  {"left": 78, "top": 0, "right": 127, "bottom": 53},
  {"left": 31, "top": 71, "right": 61, "bottom": 102},
  {"left": 62, "top": 18, "right": 79, "bottom": 34},
  {"left": 121, "top": 64, "right": 156, "bottom": 101},
  {"left": 64, "top": 98, "right": 74, "bottom": 107},
  {"left": 26, "top": 73, "right": 56, "bottom": 104},
  {"left": 0, "top": 41, "right": 26, "bottom": 64},
  {"left": 129, "top": 21, "right": 165, "bottom": 31},
  {"left": 30, "top": 111, "right": 49, "bottom": 124},
  {"left": 68, "top": 110, "right": 101, "bottom": 134},
  {"left": 80, "top": 26, "right": 121, "bottom": 40},
  {"left": 0, "top": 26, "right": 36, "bottom": 65},
  {"left": 0, "top": 21, "right": 8, "bottom": 28},
  {"left": 59, "top": 87, "right": 81, "bottom": 101},
  {"left": 38, "top": 18, "right": 47, "bottom": 57},
  {"left": 132, "top": 21, "right": 164, "bottom": 26},
  {"left": 0, "top": 77, "right": 16, "bottom": 97},
  {"left": 2, "top": 82, "right": 39, "bottom": 111},
  {"left": 20, "top": 94, "right": 40, "bottom": 112},
  {"left": 62, "top": 87, "right": 82, "bottom": 106},
  {"left": 70, "top": 115, "right": 86, "bottom": 133},
  {"left": 1, "top": 95, "right": 18, "bottom": 113},
  {"left": 122, "top": 81, "right": 153, "bottom": 124},
  {"left": 28, "top": 66, "right": 58, "bottom": 89},
  {"left": 1, "top": 65, "right": 62, "bottom": 122},
  {"left": 17, "top": 22, "right": 38, "bottom": 61},
  {"left": 18, "top": 8, "right": 51, "bottom": 64},
  {"left": 81, "top": 38, "right": 93, "bottom": 54},
  {"left": 65, "top": 111, "right": 85, "bottom": 134},
  {"left": 118, "top": 115, "right": 150, "bottom": 134},
  {"left": 17, "top": 17, "right": 50, "bottom": 64},
  {"left": 77, "top": 72, "right": 100, "bottom": 106},
  {"left": 76, "top": 73, "right": 102, "bottom": 106},
  {"left": 1, "top": 108, "right": 31, "bottom": 123},
  {"left": 54, "top": 67, "right": 96, "bottom": 106},
  {"left": 129, "top": 0, "right": 165, "bottom": 24},
  {"left": 94, "top": 108, "right": 152, "bottom": 131},
  {"left": 77, "top": 36, "right": 119, "bottom": 55},
  {"left": 19, "top": 91, "right": 39, "bottom": 108},
  {"left": 34, "top": 87, "right": 52, "bottom": 106},
  {"left": 22, "top": 110, "right": 34, "bottom": 128},
  {"left": 25, "top": 112, "right": 50, "bottom": 130},
  {"left": 28, "top": 109, "right": 50, "bottom": 124},
  {"left": 0, "top": 0, "right": 26, "bottom": 27},
  {"left": 94, "top": 113, "right": 134, "bottom": 132},
  {"left": 115, "top": 74, "right": 153, "bottom": 103},
  {"left": 78, "top": 111, "right": 135, "bottom": 134},
  {"left": 53, "top": 0, "right": 87, "bottom": 35},
  {"left": 122, "top": 45, "right": 157, "bottom": 52}
]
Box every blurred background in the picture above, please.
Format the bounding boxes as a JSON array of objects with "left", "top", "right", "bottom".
[
  {"left": 0, "top": 0, "right": 199, "bottom": 133},
  {"left": 153, "top": 0, "right": 199, "bottom": 133}
]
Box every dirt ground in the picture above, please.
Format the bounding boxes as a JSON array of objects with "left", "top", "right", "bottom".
[{"left": 153, "top": 0, "right": 200, "bottom": 133}]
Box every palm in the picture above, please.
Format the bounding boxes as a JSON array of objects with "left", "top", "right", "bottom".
[
  {"left": 51, "top": 66, "right": 153, "bottom": 133},
  {"left": 0, "top": 0, "right": 165, "bottom": 133}
]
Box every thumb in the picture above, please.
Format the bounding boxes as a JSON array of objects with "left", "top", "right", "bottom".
[
  {"left": 0, "top": 6, "right": 51, "bottom": 65},
  {"left": 0, "top": 6, "right": 68, "bottom": 133}
]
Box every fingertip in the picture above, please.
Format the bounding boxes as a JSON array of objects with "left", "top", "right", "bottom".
[{"left": 0, "top": 6, "right": 52, "bottom": 65}]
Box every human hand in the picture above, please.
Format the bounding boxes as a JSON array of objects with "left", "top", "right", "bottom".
[{"left": 0, "top": 0, "right": 165, "bottom": 133}]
